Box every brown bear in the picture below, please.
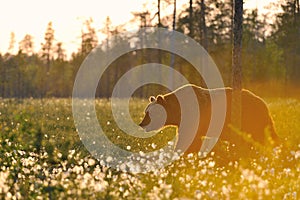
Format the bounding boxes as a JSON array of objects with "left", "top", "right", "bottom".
[{"left": 139, "top": 84, "right": 279, "bottom": 156}]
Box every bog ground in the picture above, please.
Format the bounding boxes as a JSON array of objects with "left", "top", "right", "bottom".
[{"left": 0, "top": 97, "right": 299, "bottom": 199}]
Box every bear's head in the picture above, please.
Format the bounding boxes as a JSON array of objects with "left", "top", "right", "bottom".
[{"left": 139, "top": 94, "right": 180, "bottom": 132}]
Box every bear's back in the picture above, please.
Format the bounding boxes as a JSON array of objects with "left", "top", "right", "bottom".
[
  {"left": 183, "top": 86, "right": 278, "bottom": 151},
  {"left": 221, "top": 88, "right": 278, "bottom": 145}
]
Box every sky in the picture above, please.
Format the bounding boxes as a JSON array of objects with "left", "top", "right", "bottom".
[{"left": 0, "top": 0, "right": 279, "bottom": 58}]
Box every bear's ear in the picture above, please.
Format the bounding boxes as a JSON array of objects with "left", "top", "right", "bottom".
[
  {"left": 156, "top": 95, "right": 165, "bottom": 104},
  {"left": 149, "top": 96, "right": 156, "bottom": 102}
]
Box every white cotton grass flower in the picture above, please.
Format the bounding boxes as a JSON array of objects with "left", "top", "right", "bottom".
[
  {"left": 69, "top": 149, "right": 75, "bottom": 156},
  {"left": 283, "top": 192, "right": 298, "bottom": 199},
  {"left": 208, "top": 161, "right": 215, "bottom": 168},
  {"left": 88, "top": 158, "right": 96, "bottom": 166},
  {"left": 0, "top": 169, "right": 10, "bottom": 194},
  {"left": 257, "top": 179, "right": 268, "bottom": 189},
  {"left": 147, "top": 182, "right": 173, "bottom": 199},
  {"left": 73, "top": 165, "right": 84, "bottom": 174},
  {"left": 57, "top": 152, "right": 62, "bottom": 158},
  {"left": 21, "top": 156, "right": 35, "bottom": 167},
  {"left": 291, "top": 150, "right": 300, "bottom": 159},
  {"left": 106, "top": 156, "right": 113, "bottom": 163},
  {"left": 222, "top": 185, "right": 231, "bottom": 198},
  {"left": 295, "top": 151, "right": 300, "bottom": 159},
  {"left": 151, "top": 143, "right": 157, "bottom": 149},
  {"left": 194, "top": 190, "right": 203, "bottom": 199},
  {"left": 283, "top": 168, "right": 291, "bottom": 176}
]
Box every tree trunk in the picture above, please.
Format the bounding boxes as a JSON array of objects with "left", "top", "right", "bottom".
[
  {"left": 169, "top": 0, "right": 177, "bottom": 90},
  {"left": 189, "top": 0, "right": 194, "bottom": 37},
  {"left": 232, "top": 0, "right": 243, "bottom": 91},
  {"left": 157, "top": 0, "right": 162, "bottom": 85},
  {"left": 230, "top": 0, "right": 234, "bottom": 44},
  {"left": 1, "top": 65, "right": 5, "bottom": 97},
  {"left": 200, "top": 0, "right": 208, "bottom": 50},
  {"left": 173, "top": 0, "right": 177, "bottom": 30},
  {"left": 105, "top": 17, "right": 110, "bottom": 98},
  {"left": 231, "top": 0, "right": 243, "bottom": 130},
  {"left": 158, "top": 0, "right": 161, "bottom": 27}
]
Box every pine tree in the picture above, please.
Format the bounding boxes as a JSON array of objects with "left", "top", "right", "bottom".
[
  {"left": 41, "top": 22, "right": 55, "bottom": 73},
  {"left": 8, "top": 32, "right": 16, "bottom": 55},
  {"left": 40, "top": 21, "right": 55, "bottom": 97},
  {"left": 273, "top": 0, "right": 300, "bottom": 83},
  {"left": 19, "top": 34, "right": 34, "bottom": 56},
  {"left": 80, "top": 18, "right": 98, "bottom": 56},
  {"left": 55, "top": 42, "right": 65, "bottom": 61},
  {"left": 51, "top": 42, "right": 68, "bottom": 97}
]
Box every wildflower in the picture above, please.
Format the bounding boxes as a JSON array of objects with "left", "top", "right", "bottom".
[{"left": 88, "top": 158, "right": 96, "bottom": 166}]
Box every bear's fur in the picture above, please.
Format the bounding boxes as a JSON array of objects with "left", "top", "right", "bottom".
[{"left": 139, "top": 84, "right": 279, "bottom": 155}]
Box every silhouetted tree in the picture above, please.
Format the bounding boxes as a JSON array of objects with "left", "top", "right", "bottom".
[
  {"left": 104, "top": 16, "right": 112, "bottom": 97},
  {"left": 50, "top": 42, "right": 70, "bottom": 97},
  {"left": 55, "top": 42, "right": 65, "bottom": 61},
  {"left": 273, "top": 0, "right": 300, "bottom": 83},
  {"left": 8, "top": 32, "right": 16, "bottom": 55},
  {"left": 41, "top": 22, "right": 55, "bottom": 72},
  {"left": 173, "top": 0, "right": 177, "bottom": 30},
  {"left": 232, "top": 0, "right": 243, "bottom": 90},
  {"left": 0, "top": 54, "right": 5, "bottom": 97},
  {"left": 158, "top": 0, "right": 162, "bottom": 27},
  {"left": 40, "top": 22, "right": 55, "bottom": 97},
  {"left": 199, "top": 0, "right": 208, "bottom": 50},
  {"left": 189, "top": 0, "right": 194, "bottom": 37},
  {"left": 231, "top": 0, "right": 243, "bottom": 130},
  {"left": 80, "top": 18, "right": 98, "bottom": 56},
  {"left": 0, "top": 4, "right": 299, "bottom": 99},
  {"left": 19, "top": 34, "right": 34, "bottom": 56}
]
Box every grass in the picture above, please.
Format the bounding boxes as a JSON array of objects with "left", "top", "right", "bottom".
[{"left": 0, "top": 97, "right": 299, "bottom": 199}]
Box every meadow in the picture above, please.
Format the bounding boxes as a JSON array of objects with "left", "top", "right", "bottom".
[{"left": 0, "top": 97, "right": 299, "bottom": 199}]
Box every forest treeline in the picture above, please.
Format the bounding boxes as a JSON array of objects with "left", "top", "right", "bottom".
[{"left": 0, "top": 0, "right": 299, "bottom": 98}]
